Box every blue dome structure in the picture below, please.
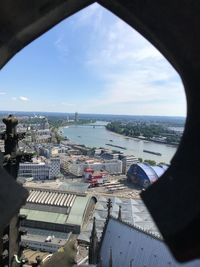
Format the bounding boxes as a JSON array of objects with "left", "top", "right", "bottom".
[{"left": 127, "top": 163, "right": 168, "bottom": 188}]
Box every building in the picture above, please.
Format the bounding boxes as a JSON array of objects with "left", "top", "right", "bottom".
[
  {"left": 127, "top": 163, "right": 168, "bottom": 188},
  {"left": 41, "top": 117, "right": 50, "bottom": 130},
  {"left": 21, "top": 230, "right": 71, "bottom": 253},
  {"left": 74, "top": 112, "right": 79, "bottom": 122},
  {"left": 18, "top": 161, "right": 50, "bottom": 180},
  {"left": 99, "top": 216, "right": 200, "bottom": 267},
  {"left": 119, "top": 155, "right": 139, "bottom": 174},
  {"left": 36, "top": 144, "right": 51, "bottom": 158},
  {"left": 32, "top": 129, "right": 51, "bottom": 143},
  {"left": 59, "top": 154, "right": 70, "bottom": 174},
  {"left": 72, "top": 145, "right": 91, "bottom": 155},
  {"left": 78, "top": 195, "right": 160, "bottom": 244},
  {"left": 49, "top": 157, "right": 60, "bottom": 178},
  {"left": 83, "top": 168, "right": 108, "bottom": 185},
  {"left": 18, "top": 157, "right": 60, "bottom": 180},
  {"left": 100, "top": 152, "right": 120, "bottom": 160},
  {"left": 68, "top": 159, "right": 122, "bottom": 177},
  {"left": 36, "top": 144, "right": 70, "bottom": 159},
  {"left": 20, "top": 187, "right": 97, "bottom": 236},
  {"left": 20, "top": 186, "right": 97, "bottom": 255}
]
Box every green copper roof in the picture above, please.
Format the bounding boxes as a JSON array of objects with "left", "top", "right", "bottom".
[
  {"left": 20, "top": 209, "right": 68, "bottom": 224},
  {"left": 20, "top": 195, "right": 91, "bottom": 227},
  {"left": 65, "top": 195, "right": 90, "bottom": 226}
]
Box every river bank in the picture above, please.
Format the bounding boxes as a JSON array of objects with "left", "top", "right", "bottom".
[
  {"left": 106, "top": 128, "right": 178, "bottom": 147},
  {"left": 62, "top": 123, "right": 177, "bottom": 164}
]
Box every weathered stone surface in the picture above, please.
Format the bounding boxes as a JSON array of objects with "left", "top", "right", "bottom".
[{"left": 0, "top": 167, "right": 28, "bottom": 230}]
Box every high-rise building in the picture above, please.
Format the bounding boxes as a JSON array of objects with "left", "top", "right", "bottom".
[{"left": 74, "top": 112, "right": 78, "bottom": 122}]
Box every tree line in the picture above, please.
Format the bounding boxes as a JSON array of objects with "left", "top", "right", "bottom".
[{"left": 106, "top": 121, "right": 181, "bottom": 145}]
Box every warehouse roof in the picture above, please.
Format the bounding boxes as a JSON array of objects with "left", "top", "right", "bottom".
[
  {"left": 26, "top": 189, "right": 77, "bottom": 208},
  {"left": 20, "top": 209, "right": 68, "bottom": 225},
  {"left": 21, "top": 188, "right": 95, "bottom": 227}
]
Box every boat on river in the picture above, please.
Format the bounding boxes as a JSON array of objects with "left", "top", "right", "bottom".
[
  {"left": 143, "top": 150, "right": 162, "bottom": 156},
  {"left": 106, "top": 143, "right": 127, "bottom": 150}
]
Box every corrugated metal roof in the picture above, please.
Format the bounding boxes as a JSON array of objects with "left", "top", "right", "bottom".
[
  {"left": 27, "top": 189, "right": 76, "bottom": 207},
  {"left": 137, "top": 163, "right": 158, "bottom": 182}
]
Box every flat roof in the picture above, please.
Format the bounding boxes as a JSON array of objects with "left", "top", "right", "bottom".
[
  {"left": 21, "top": 193, "right": 92, "bottom": 227},
  {"left": 21, "top": 227, "right": 70, "bottom": 239},
  {"left": 22, "top": 234, "right": 67, "bottom": 246},
  {"left": 20, "top": 209, "right": 68, "bottom": 225}
]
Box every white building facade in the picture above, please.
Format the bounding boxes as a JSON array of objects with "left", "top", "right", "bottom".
[
  {"left": 68, "top": 160, "right": 122, "bottom": 177},
  {"left": 18, "top": 158, "right": 60, "bottom": 180},
  {"left": 18, "top": 162, "right": 49, "bottom": 180},
  {"left": 49, "top": 157, "right": 60, "bottom": 178}
]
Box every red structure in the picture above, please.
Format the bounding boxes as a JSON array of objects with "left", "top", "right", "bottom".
[{"left": 84, "top": 168, "right": 108, "bottom": 187}]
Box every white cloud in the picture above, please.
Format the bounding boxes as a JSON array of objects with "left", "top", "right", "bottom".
[
  {"left": 50, "top": 4, "right": 186, "bottom": 116},
  {"left": 82, "top": 6, "right": 186, "bottom": 116},
  {"left": 0, "top": 91, "right": 6, "bottom": 95},
  {"left": 11, "top": 96, "right": 30, "bottom": 102},
  {"left": 19, "top": 96, "right": 29, "bottom": 101}
]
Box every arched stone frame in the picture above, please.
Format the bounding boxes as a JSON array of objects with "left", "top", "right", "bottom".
[{"left": 1, "top": 0, "right": 200, "bottom": 262}]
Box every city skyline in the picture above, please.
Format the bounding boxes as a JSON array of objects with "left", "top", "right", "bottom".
[{"left": 0, "top": 3, "right": 186, "bottom": 116}]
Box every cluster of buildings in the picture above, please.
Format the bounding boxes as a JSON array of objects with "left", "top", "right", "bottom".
[
  {"left": 10, "top": 115, "right": 184, "bottom": 266},
  {"left": 67, "top": 157, "right": 122, "bottom": 177},
  {"left": 26, "top": 137, "right": 139, "bottom": 180},
  {"left": 19, "top": 185, "right": 200, "bottom": 267},
  {"left": 17, "top": 117, "right": 168, "bottom": 189},
  {"left": 20, "top": 184, "right": 96, "bottom": 254}
]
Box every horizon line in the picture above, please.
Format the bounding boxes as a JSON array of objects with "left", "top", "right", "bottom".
[{"left": 0, "top": 110, "right": 186, "bottom": 118}]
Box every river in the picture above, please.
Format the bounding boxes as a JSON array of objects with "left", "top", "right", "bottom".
[{"left": 62, "top": 121, "right": 177, "bottom": 164}]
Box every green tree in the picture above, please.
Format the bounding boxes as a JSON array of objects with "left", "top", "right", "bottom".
[{"left": 144, "top": 159, "right": 156, "bottom": 165}]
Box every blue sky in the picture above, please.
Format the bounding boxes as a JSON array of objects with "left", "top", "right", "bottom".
[{"left": 0, "top": 3, "right": 186, "bottom": 116}]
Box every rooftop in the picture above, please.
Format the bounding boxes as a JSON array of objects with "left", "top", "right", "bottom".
[
  {"left": 20, "top": 187, "right": 94, "bottom": 228},
  {"left": 100, "top": 217, "right": 200, "bottom": 267},
  {"left": 78, "top": 195, "right": 159, "bottom": 243}
]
